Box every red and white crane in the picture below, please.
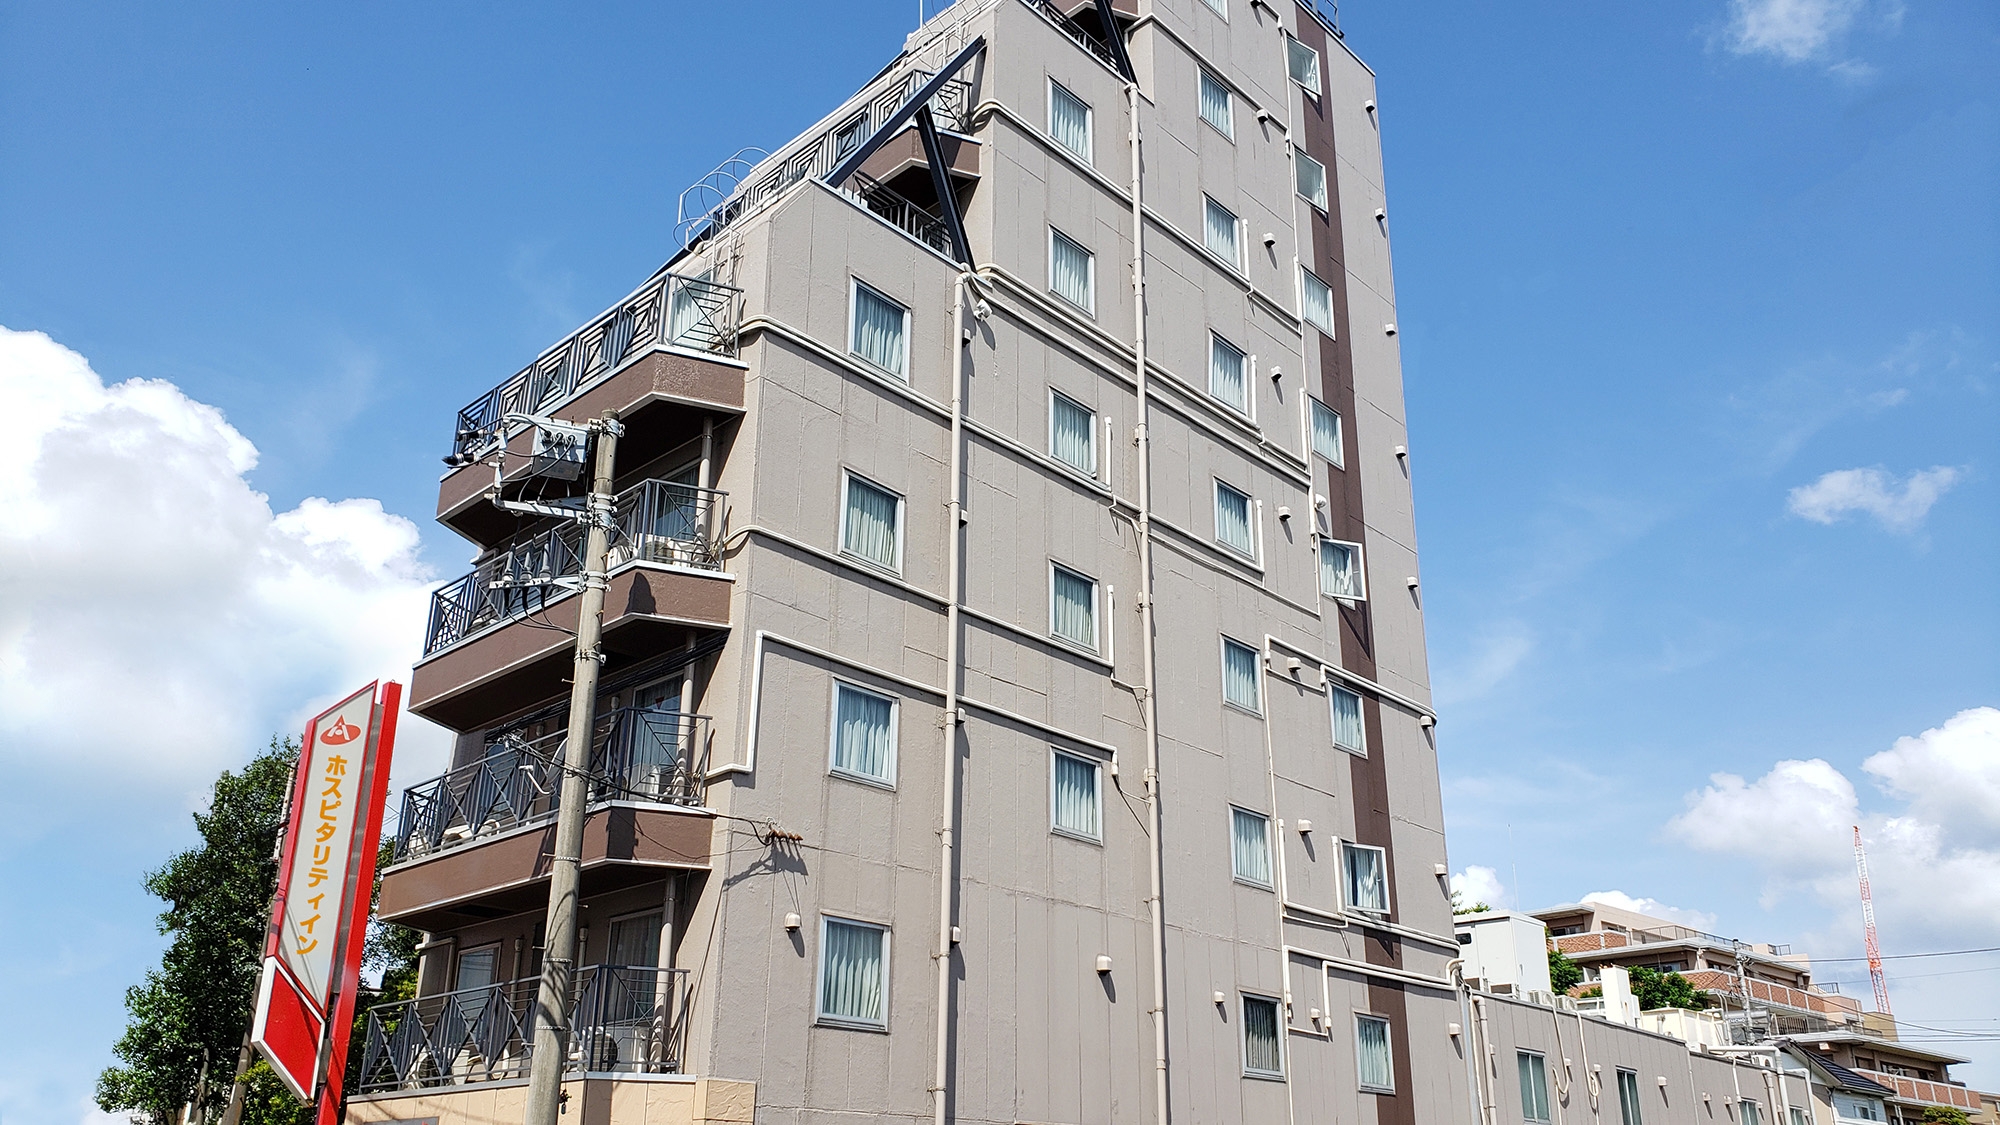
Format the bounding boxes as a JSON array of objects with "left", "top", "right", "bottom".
[{"left": 1853, "top": 825, "right": 1892, "bottom": 1016}]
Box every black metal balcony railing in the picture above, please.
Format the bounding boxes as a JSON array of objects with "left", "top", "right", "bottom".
[
  {"left": 357, "top": 965, "right": 692, "bottom": 1093},
  {"left": 841, "top": 173, "right": 954, "bottom": 256},
  {"left": 1020, "top": 0, "right": 1122, "bottom": 72},
  {"left": 424, "top": 479, "right": 725, "bottom": 657},
  {"left": 392, "top": 708, "right": 710, "bottom": 864},
  {"left": 448, "top": 270, "right": 744, "bottom": 462}
]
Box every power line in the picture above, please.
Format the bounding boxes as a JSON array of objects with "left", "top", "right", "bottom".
[{"left": 1809, "top": 945, "right": 2000, "bottom": 964}]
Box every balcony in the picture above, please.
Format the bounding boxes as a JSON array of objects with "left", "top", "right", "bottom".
[
  {"left": 1854, "top": 1070, "right": 1980, "bottom": 1113},
  {"left": 357, "top": 965, "right": 691, "bottom": 1093},
  {"left": 378, "top": 709, "right": 714, "bottom": 929}
]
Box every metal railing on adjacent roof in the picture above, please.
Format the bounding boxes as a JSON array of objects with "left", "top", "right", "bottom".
[
  {"left": 1018, "top": 0, "right": 1121, "bottom": 72},
  {"left": 357, "top": 965, "right": 692, "bottom": 1092},
  {"left": 423, "top": 479, "right": 726, "bottom": 657},
  {"left": 841, "top": 173, "right": 954, "bottom": 256},
  {"left": 447, "top": 270, "right": 743, "bottom": 462}
]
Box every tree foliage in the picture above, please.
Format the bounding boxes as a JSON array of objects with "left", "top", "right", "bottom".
[
  {"left": 1920, "top": 1107, "right": 1970, "bottom": 1125},
  {"left": 1548, "top": 948, "right": 1584, "bottom": 992},
  {"left": 96, "top": 740, "right": 305, "bottom": 1125},
  {"left": 1450, "top": 889, "right": 1494, "bottom": 915},
  {"left": 1628, "top": 965, "right": 1712, "bottom": 1011}
]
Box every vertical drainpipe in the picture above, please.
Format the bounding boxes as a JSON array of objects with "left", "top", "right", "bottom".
[
  {"left": 933, "top": 269, "right": 971, "bottom": 1125},
  {"left": 1127, "top": 77, "right": 1172, "bottom": 1125}
]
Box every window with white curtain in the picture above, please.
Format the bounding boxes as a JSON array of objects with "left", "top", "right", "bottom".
[
  {"left": 1356, "top": 1014, "right": 1394, "bottom": 1091},
  {"left": 1208, "top": 332, "right": 1248, "bottom": 414},
  {"left": 1295, "top": 150, "right": 1329, "bottom": 210},
  {"left": 1343, "top": 840, "right": 1388, "bottom": 913},
  {"left": 1310, "top": 396, "right": 1343, "bottom": 463},
  {"left": 1200, "top": 0, "right": 1227, "bottom": 15},
  {"left": 1050, "top": 228, "right": 1095, "bottom": 313},
  {"left": 1330, "top": 684, "right": 1365, "bottom": 755},
  {"left": 1789, "top": 1110, "right": 1807, "bottom": 1125},
  {"left": 1050, "top": 391, "right": 1096, "bottom": 476},
  {"left": 1242, "top": 994, "right": 1283, "bottom": 1077},
  {"left": 1048, "top": 80, "right": 1092, "bottom": 162},
  {"left": 817, "top": 917, "right": 888, "bottom": 1028},
  {"left": 1519, "top": 1052, "right": 1551, "bottom": 1123},
  {"left": 1214, "top": 480, "right": 1254, "bottom": 557},
  {"left": 1230, "top": 807, "right": 1272, "bottom": 886},
  {"left": 1204, "top": 195, "right": 1241, "bottom": 267},
  {"left": 849, "top": 280, "right": 909, "bottom": 378},
  {"left": 1222, "top": 636, "right": 1261, "bottom": 713},
  {"left": 830, "top": 682, "right": 897, "bottom": 784},
  {"left": 1617, "top": 1069, "right": 1644, "bottom": 1125},
  {"left": 1051, "top": 750, "right": 1101, "bottom": 841},
  {"left": 667, "top": 266, "right": 716, "bottom": 348},
  {"left": 841, "top": 473, "right": 903, "bottom": 572},
  {"left": 1319, "top": 537, "right": 1365, "bottom": 600},
  {"left": 1287, "top": 35, "right": 1322, "bottom": 95},
  {"left": 1301, "top": 267, "right": 1335, "bottom": 337},
  {"left": 1198, "top": 71, "right": 1233, "bottom": 137},
  {"left": 1050, "top": 564, "right": 1098, "bottom": 651}
]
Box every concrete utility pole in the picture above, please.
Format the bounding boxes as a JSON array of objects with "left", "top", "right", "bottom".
[{"left": 524, "top": 410, "right": 621, "bottom": 1125}]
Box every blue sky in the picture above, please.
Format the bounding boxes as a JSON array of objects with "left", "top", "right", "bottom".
[{"left": 1, "top": 2, "right": 1994, "bottom": 1121}]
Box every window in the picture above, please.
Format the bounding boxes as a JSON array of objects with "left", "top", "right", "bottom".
[
  {"left": 1214, "top": 480, "right": 1254, "bottom": 557},
  {"left": 1204, "top": 195, "right": 1241, "bottom": 267},
  {"left": 1048, "top": 80, "right": 1092, "bottom": 162},
  {"left": 1356, "top": 1014, "right": 1394, "bottom": 1092},
  {"left": 1742, "top": 1101, "right": 1764, "bottom": 1125},
  {"left": 1342, "top": 840, "right": 1388, "bottom": 913},
  {"left": 606, "top": 910, "right": 663, "bottom": 967},
  {"left": 850, "top": 280, "right": 909, "bottom": 378},
  {"left": 1617, "top": 1069, "right": 1644, "bottom": 1125},
  {"left": 1519, "top": 1052, "right": 1551, "bottom": 1124},
  {"left": 1310, "top": 396, "right": 1343, "bottom": 463},
  {"left": 1051, "top": 750, "right": 1102, "bottom": 840},
  {"left": 1835, "top": 1097, "right": 1883, "bottom": 1123},
  {"left": 1222, "top": 637, "right": 1262, "bottom": 713},
  {"left": 841, "top": 473, "right": 903, "bottom": 571},
  {"left": 817, "top": 917, "right": 888, "bottom": 1028},
  {"left": 1209, "top": 332, "right": 1249, "bottom": 413},
  {"left": 1295, "top": 150, "right": 1329, "bottom": 210},
  {"left": 1789, "top": 1110, "right": 1807, "bottom": 1125},
  {"left": 454, "top": 945, "right": 498, "bottom": 992},
  {"left": 1050, "top": 228, "right": 1095, "bottom": 313},
  {"left": 1242, "top": 994, "right": 1283, "bottom": 1077},
  {"left": 1230, "top": 807, "right": 1272, "bottom": 886},
  {"left": 831, "top": 682, "right": 897, "bottom": 784},
  {"left": 1050, "top": 564, "right": 1098, "bottom": 651},
  {"left": 1319, "top": 538, "right": 1365, "bottom": 600},
  {"left": 1301, "top": 269, "right": 1335, "bottom": 337},
  {"left": 1330, "top": 684, "right": 1365, "bottom": 754},
  {"left": 1198, "top": 71, "right": 1233, "bottom": 137},
  {"left": 1050, "top": 391, "right": 1097, "bottom": 475},
  {"left": 1286, "top": 35, "right": 1322, "bottom": 94},
  {"left": 1200, "top": 0, "right": 1227, "bottom": 15}
]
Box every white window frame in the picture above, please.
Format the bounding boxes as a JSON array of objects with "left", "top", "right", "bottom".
[
  {"left": 1341, "top": 839, "right": 1390, "bottom": 914},
  {"left": 1047, "top": 78, "right": 1093, "bottom": 163},
  {"left": 1309, "top": 395, "right": 1343, "bottom": 464},
  {"left": 838, "top": 470, "right": 906, "bottom": 574},
  {"left": 1617, "top": 1068, "right": 1644, "bottom": 1125},
  {"left": 1049, "top": 748, "right": 1104, "bottom": 843},
  {"left": 1214, "top": 479, "right": 1255, "bottom": 559},
  {"left": 1198, "top": 70, "right": 1234, "bottom": 139},
  {"left": 814, "top": 914, "right": 890, "bottom": 1030},
  {"left": 1319, "top": 536, "right": 1367, "bottom": 601},
  {"left": 603, "top": 907, "right": 665, "bottom": 967},
  {"left": 848, "top": 277, "right": 911, "bottom": 379},
  {"left": 1519, "top": 1050, "right": 1552, "bottom": 1124},
  {"left": 827, "top": 679, "right": 899, "bottom": 788},
  {"left": 1048, "top": 389, "right": 1097, "bottom": 477},
  {"left": 1286, "top": 34, "right": 1322, "bottom": 95},
  {"left": 1221, "top": 635, "right": 1263, "bottom": 715},
  {"left": 1208, "top": 330, "right": 1250, "bottom": 415},
  {"left": 1048, "top": 562, "right": 1100, "bottom": 653},
  {"left": 1241, "top": 991, "right": 1285, "bottom": 1079},
  {"left": 453, "top": 942, "right": 501, "bottom": 991},
  {"left": 1295, "top": 149, "right": 1329, "bottom": 211},
  {"left": 1203, "top": 194, "right": 1242, "bottom": 269},
  {"left": 1049, "top": 226, "right": 1096, "bottom": 314},
  {"left": 1329, "top": 682, "right": 1366, "bottom": 756},
  {"left": 1199, "top": 0, "right": 1227, "bottom": 17},
  {"left": 1355, "top": 1013, "right": 1396, "bottom": 1093},
  {"left": 1224, "top": 804, "right": 1272, "bottom": 884},
  {"left": 1300, "top": 266, "right": 1336, "bottom": 338}
]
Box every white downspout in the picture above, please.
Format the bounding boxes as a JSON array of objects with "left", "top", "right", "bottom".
[{"left": 932, "top": 270, "right": 972, "bottom": 1125}]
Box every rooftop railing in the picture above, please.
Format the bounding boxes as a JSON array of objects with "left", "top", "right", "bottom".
[
  {"left": 424, "top": 478, "right": 725, "bottom": 657},
  {"left": 357, "top": 965, "right": 691, "bottom": 1092},
  {"left": 1019, "top": 0, "right": 1122, "bottom": 71},
  {"left": 391, "top": 707, "right": 710, "bottom": 865},
  {"left": 840, "top": 173, "right": 954, "bottom": 256},
  {"left": 447, "top": 270, "right": 744, "bottom": 462}
]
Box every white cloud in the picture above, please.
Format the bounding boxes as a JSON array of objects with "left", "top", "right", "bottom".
[
  {"left": 1451, "top": 866, "right": 1507, "bottom": 911},
  {"left": 0, "top": 325, "right": 448, "bottom": 787},
  {"left": 1724, "top": 0, "right": 1866, "bottom": 61},
  {"left": 1667, "top": 758, "right": 1859, "bottom": 879},
  {"left": 1579, "top": 890, "right": 1720, "bottom": 932},
  {"left": 1786, "top": 465, "right": 1961, "bottom": 532},
  {"left": 1864, "top": 707, "right": 2000, "bottom": 848}
]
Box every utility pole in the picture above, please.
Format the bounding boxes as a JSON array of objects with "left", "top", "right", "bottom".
[{"left": 524, "top": 410, "right": 622, "bottom": 1125}]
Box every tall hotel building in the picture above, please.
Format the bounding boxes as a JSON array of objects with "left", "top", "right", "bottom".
[{"left": 354, "top": 1, "right": 1458, "bottom": 1122}]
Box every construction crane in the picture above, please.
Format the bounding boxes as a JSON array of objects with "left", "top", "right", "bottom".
[{"left": 1853, "top": 825, "right": 1892, "bottom": 1016}]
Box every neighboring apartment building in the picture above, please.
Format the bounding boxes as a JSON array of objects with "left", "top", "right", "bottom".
[{"left": 349, "top": 1, "right": 1467, "bottom": 1123}]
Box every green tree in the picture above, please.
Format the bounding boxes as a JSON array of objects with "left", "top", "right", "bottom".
[
  {"left": 1451, "top": 889, "right": 1494, "bottom": 915},
  {"left": 95, "top": 740, "right": 309, "bottom": 1125},
  {"left": 1548, "top": 948, "right": 1584, "bottom": 992},
  {"left": 1628, "top": 965, "right": 1713, "bottom": 1011},
  {"left": 1920, "top": 1107, "right": 1970, "bottom": 1125}
]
